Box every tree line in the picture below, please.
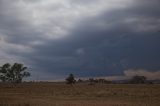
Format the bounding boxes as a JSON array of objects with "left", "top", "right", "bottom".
[
  {"left": 65, "top": 74, "right": 153, "bottom": 85},
  {"left": 0, "top": 63, "right": 154, "bottom": 85}
]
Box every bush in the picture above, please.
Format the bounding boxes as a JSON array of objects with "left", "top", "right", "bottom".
[{"left": 66, "top": 74, "right": 76, "bottom": 85}]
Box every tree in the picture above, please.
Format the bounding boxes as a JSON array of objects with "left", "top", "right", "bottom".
[
  {"left": 0, "top": 63, "right": 30, "bottom": 83},
  {"left": 77, "top": 79, "right": 83, "bottom": 83},
  {"left": 66, "top": 74, "right": 76, "bottom": 85},
  {"left": 89, "top": 78, "right": 95, "bottom": 85},
  {"left": 129, "top": 76, "right": 147, "bottom": 84}
]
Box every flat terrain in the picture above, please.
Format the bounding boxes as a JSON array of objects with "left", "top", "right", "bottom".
[{"left": 0, "top": 83, "right": 160, "bottom": 106}]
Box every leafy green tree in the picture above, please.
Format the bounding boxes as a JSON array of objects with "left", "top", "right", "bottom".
[
  {"left": 0, "top": 63, "right": 30, "bottom": 83},
  {"left": 66, "top": 74, "right": 76, "bottom": 85}
]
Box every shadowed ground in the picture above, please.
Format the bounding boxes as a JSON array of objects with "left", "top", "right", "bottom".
[{"left": 0, "top": 83, "right": 160, "bottom": 106}]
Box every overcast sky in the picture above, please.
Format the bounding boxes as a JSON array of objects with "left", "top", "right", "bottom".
[{"left": 0, "top": 0, "right": 160, "bottom": 80}]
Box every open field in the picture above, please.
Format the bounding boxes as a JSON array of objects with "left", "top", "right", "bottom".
[{"left": 0, "top": 83, "right": 160, "bottom": 106}]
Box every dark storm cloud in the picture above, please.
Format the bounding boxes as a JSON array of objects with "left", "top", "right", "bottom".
[
  {"left": 30, "top": 0, "right": 160, "bottom": 77},
  {"left": 0, "top": 0, "right": 160, "bottom": 80}
]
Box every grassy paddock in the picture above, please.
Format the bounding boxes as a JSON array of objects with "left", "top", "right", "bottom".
[{"left": 0, "top": 83, "right": 160, "bottom": 106}]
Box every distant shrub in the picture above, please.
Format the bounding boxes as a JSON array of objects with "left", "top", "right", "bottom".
[
  {"left": 66, "top": 74, "right": 76, "bottom": 85},
  {"left": 129, "top": 76, "right": 147, "bottom": 84},
  {"left": 88, "top": 78, "right": 112, "bottom": 85}
]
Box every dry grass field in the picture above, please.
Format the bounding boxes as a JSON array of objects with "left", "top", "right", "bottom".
[{"left": 0, "top": 83, "right": 160, "bottom": 106}]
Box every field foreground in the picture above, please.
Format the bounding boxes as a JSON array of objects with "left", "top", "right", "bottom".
[{"left": 0, "top": 83, "right": 160, "bottom": 106}]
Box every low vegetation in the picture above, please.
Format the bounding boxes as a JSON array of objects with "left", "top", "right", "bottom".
[{"left": 65, "top": 74, "right": 76, "bottom": 85}]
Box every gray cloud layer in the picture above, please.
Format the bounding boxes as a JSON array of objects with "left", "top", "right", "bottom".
[{"left": 0, "top": 0, "right": 160, "bottom": 80}]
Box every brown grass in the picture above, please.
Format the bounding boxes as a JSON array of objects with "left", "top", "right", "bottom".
[{"left": 0, "top": 83, "right": 159, "bottom": 106}]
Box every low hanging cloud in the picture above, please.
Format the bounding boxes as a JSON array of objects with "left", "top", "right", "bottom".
[
  {"left": 124, "top": 69, "right": 160, "bottom": 80},
  {"left": 97, "top": 70, "right": 160, "bottom": 81}
]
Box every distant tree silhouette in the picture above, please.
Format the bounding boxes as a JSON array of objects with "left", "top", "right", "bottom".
[
  {"left": 0, "top": 63, "right": 30, "bottom": 83},
  {"left": 77, "top": 79, "right": 83, "bottom": 83},
  {"left": 66, "top": 74, "right": 76, "bottom": 85},
  {"left": 98, "top": 79, "right": 112, "bottom": 84},
  {"left": 88, "top": 78, "right": 112, "bottom": 85},
  {"left": 129, "top": 76, "right": 147, "bottom": 84},
  {"left": 89, "top": 78, "right": 95, "bottom": 85}
]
